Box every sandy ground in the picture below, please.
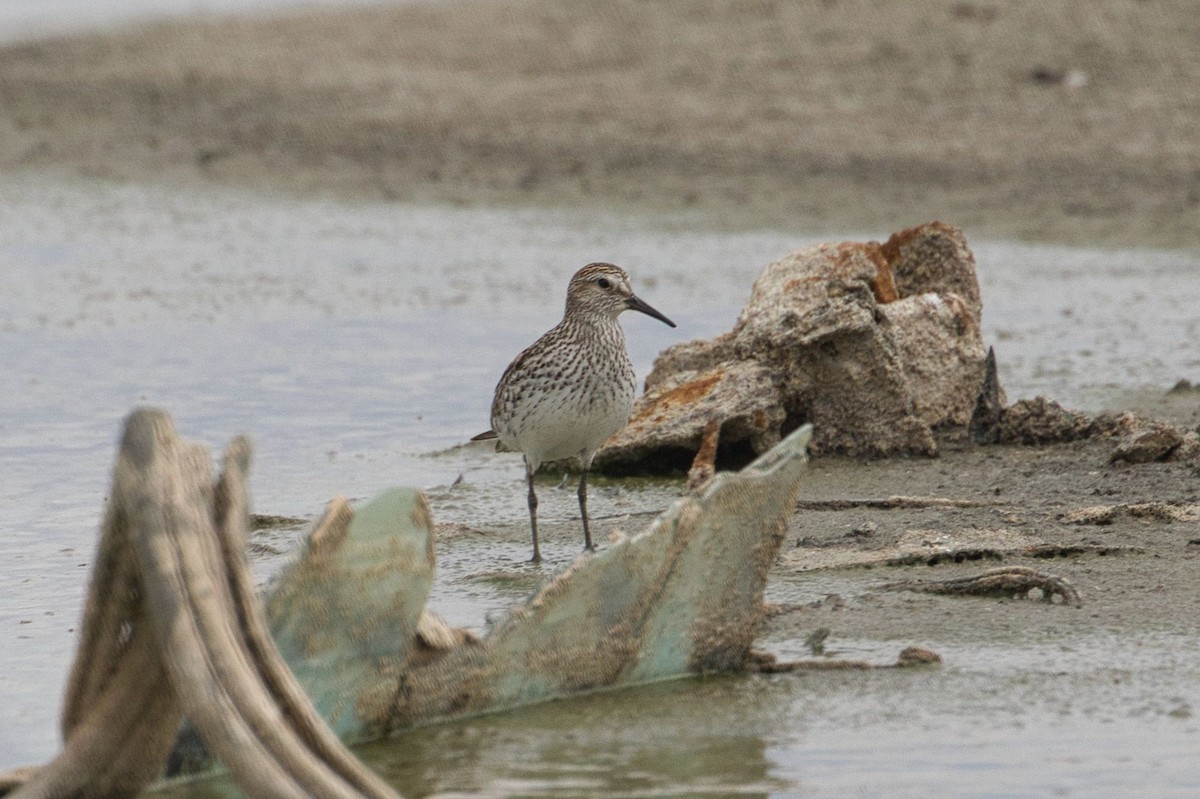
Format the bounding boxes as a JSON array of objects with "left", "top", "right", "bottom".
[{"left": 1, "top": 0, "right": 1198, "bottom": 248}]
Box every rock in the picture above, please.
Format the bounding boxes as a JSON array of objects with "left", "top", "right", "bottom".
[
  {"left": 597, "top": 221, "right": 987, "bottom": 466},
  {"left": 991, "top": 398, "right": 1197, "bottom": 463},
  {"left": 599, "top": 357, "right": 786, "bottom": 473},
  {"left": 896, "top": 646, "right": 944, "bottom": 667},
  {"left": 1174, "top": 431, "right": 1200, "bottom": 461},
  {"left": 879, "top": 220, "right": 982, "bottom": 314},
  {"left": 1110, "top": 423, "right": 1184, "bottom": 463},
  {"left": 994, "top": 397, "right": 1113, "bottom": 445}
]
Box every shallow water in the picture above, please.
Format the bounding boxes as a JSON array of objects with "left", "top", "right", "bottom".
[
  {"left": 150, "top": 632, "right": 1200, "bottom": 798},
  {"left": 0, "top": 0, "right": 392, "bottom": 43},
  {"left": 363, "top": 629, "right": 1200, "bottom": 798},
  {"left": 2, "top": 172, "right": 1198, "bottom": 793}
]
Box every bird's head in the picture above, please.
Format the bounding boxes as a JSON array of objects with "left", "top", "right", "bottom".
[{"left": 565, "top": 262, "right": 676, "bottom": 327}]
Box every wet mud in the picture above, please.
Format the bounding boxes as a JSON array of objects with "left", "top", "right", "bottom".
[{"left": 1, "top": 1, "right": 1199, "bottom": 794}]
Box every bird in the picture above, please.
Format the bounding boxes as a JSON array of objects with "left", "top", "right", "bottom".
[{"left": 473, "top": 262, "right": 676, "bottom": 563}]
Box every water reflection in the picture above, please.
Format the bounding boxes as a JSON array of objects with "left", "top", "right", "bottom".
[{"left": 356, "top": 677, "right": 788, "bottom": 798}]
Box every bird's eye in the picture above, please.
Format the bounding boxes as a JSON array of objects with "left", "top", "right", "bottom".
[{"left": 596, "top": 277, "right": 611, "bottom": 289}]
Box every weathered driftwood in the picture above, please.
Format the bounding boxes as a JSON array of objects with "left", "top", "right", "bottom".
[
  {"left": 881, "top": 566, "right": 1082, "bottom": 606},
  {"left": 6, "top": 409, "right": 398, "bottom": 799},
  {"left": 381, "top": 422, "right": 813, "bottom": 720}
]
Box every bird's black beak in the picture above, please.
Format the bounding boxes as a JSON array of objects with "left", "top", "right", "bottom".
[{"left": 626, "top": 295, "right": 677, "bottom": 328}]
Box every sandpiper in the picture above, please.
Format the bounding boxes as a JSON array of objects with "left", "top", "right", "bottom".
[{"left": 473, "top": 263, "right": 676, "bottom": 563}]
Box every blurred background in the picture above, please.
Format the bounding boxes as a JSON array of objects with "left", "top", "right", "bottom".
[{"left": 1, "top": 0, "right": 1198, "bottom": 247}]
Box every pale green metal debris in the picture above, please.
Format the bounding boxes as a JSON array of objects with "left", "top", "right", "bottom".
[
  {"left": 266, "top": 488, "right": 436, "bottom": 738},
  {"left": 264, "top": 424, "right": 813, "bottom": 744}
]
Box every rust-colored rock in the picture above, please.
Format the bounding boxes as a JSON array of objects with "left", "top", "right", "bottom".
[
  {"left": 880, "top": 221, "right": 983, "bottom": 318},
  {"left": 596, "top": 222, "right": 987, "bottom": 466},
  {"left": 600, "top": 358, "right": 785, "bottom": 472},
  {"left": 686, "top": 418, "right": 722, "bottom": 491}
]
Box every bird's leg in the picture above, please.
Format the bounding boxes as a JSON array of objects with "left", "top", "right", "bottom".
[
  {"left": 578, "top": 467, "right": 595, "bottom": 552},
  {"left": 526, "top": 462, "right": 542, "bottom": 563}
]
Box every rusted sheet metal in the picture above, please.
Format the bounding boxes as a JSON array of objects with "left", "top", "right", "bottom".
[{"left": 266, "top": 425, "right": 813, "bottom": 742}]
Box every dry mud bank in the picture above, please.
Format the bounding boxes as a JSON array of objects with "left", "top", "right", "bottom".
[{"left": 1, "top": 0, "right": 1198, "bottom": 247}]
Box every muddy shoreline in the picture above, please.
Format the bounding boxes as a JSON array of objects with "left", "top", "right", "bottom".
[
  {"left": 457, "top": 406, "right": 1200, "bottom": 667},
  {"left": 770, "top": 425, "right": 1200, "bottom": 646},
  {"left": 2, "top": 1, "right": 1200, "bottom": 792},
  {"left": 1, "top": 0, "right": 1198, "bottom": 248}
]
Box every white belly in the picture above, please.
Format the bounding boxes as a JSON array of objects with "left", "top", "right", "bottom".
[
  {"left": 513, "top": 392, "right": 632, "bottom": 466},
  {"left": 491, "top": 316, "right": 638, "bottom": 470},
  {"left": 495, "top": 369, "right": 635, "bottom": 469}
]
